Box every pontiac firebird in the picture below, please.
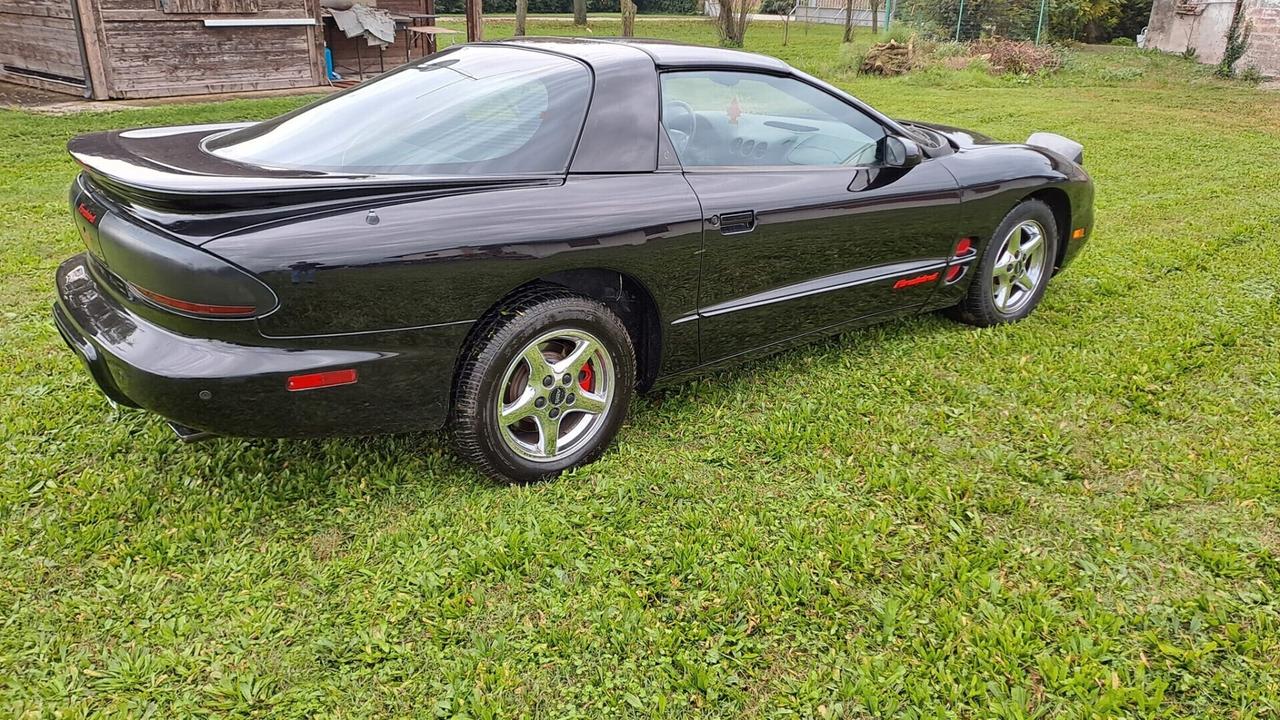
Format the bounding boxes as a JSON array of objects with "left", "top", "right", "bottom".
[{"left": 54, "top": 37, "right": 1094, "bottom": 482}]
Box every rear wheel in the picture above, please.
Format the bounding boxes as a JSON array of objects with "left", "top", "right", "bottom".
[
  {"left": 947, "top": 199, "right": 1059, "bottom": 327},
  {"left": 450, "top": 289, "right": 635, "bottom": 483}
]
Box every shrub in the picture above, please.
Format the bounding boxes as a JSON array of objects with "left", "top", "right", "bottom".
[
  {"left": 881, "top": 25, "right": 916, "bottom": 44},
  {"left": 969, "top": 38, "right": 1063, "bottom": 75},
  {"left": 1111, "top": 36, "right": 1136, "bottom": 46},
  {"left": 966, "top": 54, "right": 994, "bottom": 73},
  {"left": 1099, "top": 66, "right": 1143, "bottom": 81},
  {"left": 1238, "top": 66, "right": 1264, "bottom": 84},
  {"left": 931, "top": 41, "right": 968, "bottom": 59}
]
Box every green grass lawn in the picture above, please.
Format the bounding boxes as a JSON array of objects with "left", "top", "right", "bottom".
[{"left": 3, "top": 19, "right": 1280, "bottom": 718}]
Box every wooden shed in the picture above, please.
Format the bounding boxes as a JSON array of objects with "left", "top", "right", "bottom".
[{"left": 0, "top": 0, "right": 470, "bottom": 99}]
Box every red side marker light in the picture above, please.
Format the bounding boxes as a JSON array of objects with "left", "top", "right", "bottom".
[
  {"left": 954, "top": 237, "right": 973, "bottom": 256},
  {"left": 287, "top": 369, "right": 358, "bottom": 392},
  {"left": 893, "top": 272, "right": 940, "bottom": 290},
  {"left": 77, "top": 203, "right": 98, "bottom": 223}
]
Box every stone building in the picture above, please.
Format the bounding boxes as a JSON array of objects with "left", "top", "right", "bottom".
[{"left": 1145, "top": 0, "right": 1279, "bottom": 77}]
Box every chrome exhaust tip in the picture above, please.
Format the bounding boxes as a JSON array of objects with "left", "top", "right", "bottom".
[{"left": 167, "top": 420, "right": 215, "bottom": 443}]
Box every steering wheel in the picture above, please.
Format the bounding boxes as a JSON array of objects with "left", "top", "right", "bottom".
[{"left": 663, "top": 100, "right": 696, "bottom": 155}]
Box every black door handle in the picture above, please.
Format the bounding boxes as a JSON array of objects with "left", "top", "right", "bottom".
[{"left": 717, "top": 210, "right": 756, "bottom": 235}]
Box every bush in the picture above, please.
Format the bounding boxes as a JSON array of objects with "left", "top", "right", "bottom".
[
  {"left": 1239, "top": 66, "right": 1264, "bottom": 84},
  {"left": 931, "top": 41, "right": 968, "bottom": 58},
  {"left": 1111, "top": 36, "right": 1136, "bottom": 46},
  {"left": 881, "top": 25, "right": 916, "bottom": 44},
  {"left": 969, "top": 38, "right": 1063, "bottom": 74},
  {"left": 1099, "top": 66, "right": 1143, "bottom": 81}
]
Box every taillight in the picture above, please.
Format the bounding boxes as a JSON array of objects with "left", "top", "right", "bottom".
[
  {"left": 129, "top": 283, "right": 258, "bottom": 317},
  {"left": 954, "top": 237, "right": 975, "bottom": 257},
  {"left": 77, "top": 206, "right": 277, "bottom": 321}
]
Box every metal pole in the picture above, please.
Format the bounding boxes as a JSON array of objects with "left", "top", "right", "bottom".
[
  {"left": 885, "top": 0, "right": 892, "bottom": 32},
  {"left": 954, "top": 0, "right": 965, "bottom": 42},
  {"left": 1035, "top": 0, "right": 1046, "bottom": 44}
]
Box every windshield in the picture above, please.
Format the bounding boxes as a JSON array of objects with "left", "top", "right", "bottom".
[{"left": 205, "top": 46, "right": 591, "bottom": 176}]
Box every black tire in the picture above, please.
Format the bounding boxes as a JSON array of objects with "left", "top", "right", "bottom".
[
  {"left": 450, "top": 287, "right": 636, "bottom": 483},
  {"left": 947, "top": 199, "right": 1060, "bottom": 327}
]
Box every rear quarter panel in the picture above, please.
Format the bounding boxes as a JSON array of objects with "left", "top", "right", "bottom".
[{"left": 203, "top": 173, "right": 706, "bottom": 373}]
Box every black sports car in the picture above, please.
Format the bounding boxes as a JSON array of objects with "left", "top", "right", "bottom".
[{"left": 54, "top": 38, "right": 1094, "bottom": 482}]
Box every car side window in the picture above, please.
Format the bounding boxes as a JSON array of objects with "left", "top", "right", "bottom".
[{"left": 660, "top": 70, "right": 887, "bottom": 169}]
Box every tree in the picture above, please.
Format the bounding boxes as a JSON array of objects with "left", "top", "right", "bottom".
[
  {"left": 573, "top": 0, "right": 587, "bottom": 25},
  {"left": 622, "top": 0, "right": 637, "bottom": 36},
  {"left": 843, "top": 0, "right": 854, "bottom": 42},
  {"left": 759, "top": 0, "right": 793, "bottom": 45},
  {"left": 515, "top": 0, "right": 527, "bottom": 35},
  {"left": 869, "top": 0, "right": 880, "bottom": 33},
  {"left": 465, "top": 0, "right": 483, "bottom": 41},
  {"left": 715, "top": 0, "right": 753, "bottom": 47}
]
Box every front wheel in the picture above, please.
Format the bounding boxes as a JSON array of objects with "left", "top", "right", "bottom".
[
  {"left": 947, "top": 199, "right": 1060, "bottom": 327},
  {"left": 450, "top": 289, "right": 636, "bottom": 483}
]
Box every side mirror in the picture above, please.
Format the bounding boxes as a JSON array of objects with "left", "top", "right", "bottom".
[{"left": 882, "top": 135, "right": 924, "bottom": 169}]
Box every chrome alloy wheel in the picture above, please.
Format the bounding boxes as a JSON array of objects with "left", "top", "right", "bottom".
[
  {"left": 991, "top": 220, "right": 1049, "bottom": 314},
  {"left": 496, "top": 329, "right": 615, "bottom": 463}
]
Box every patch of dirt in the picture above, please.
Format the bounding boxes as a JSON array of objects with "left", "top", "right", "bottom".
[
  {"left": 308, "top": 528, "right": 350, "bottom": 561},
  {"left": 0, "top": 80, "right": 80, "bottom": 109}
]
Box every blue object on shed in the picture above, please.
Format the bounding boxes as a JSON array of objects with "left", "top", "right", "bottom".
[{"left": 325, "top": 48, "right": 341, "bottom": 82}]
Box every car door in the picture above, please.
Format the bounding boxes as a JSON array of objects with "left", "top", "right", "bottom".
[{"left": 660, "top": 70, "right": 962, "bottom": 363}]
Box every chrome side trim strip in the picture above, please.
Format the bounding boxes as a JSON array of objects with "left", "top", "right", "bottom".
[{"left": 671, "top": 258, "right": 949, "bottom": 325}]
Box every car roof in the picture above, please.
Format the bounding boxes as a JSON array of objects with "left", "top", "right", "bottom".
[{"left": 492, "top": 36, "right": 792, "bottom": 73}]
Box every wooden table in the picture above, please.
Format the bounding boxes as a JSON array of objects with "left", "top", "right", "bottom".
[{"left": 407, "top": 23, "right": 459, "bottom": 56}]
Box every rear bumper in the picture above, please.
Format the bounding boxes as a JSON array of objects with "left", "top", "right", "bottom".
[{"left": 54, "top": 254, "right": 470, "bottom": 437}]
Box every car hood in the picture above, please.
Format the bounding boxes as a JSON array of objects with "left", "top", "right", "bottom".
[
  {"left": 899, "top": 119, "right": 1084, "bottom": 165},
  {"left": 898, "top": 120, "right": 1001, "bottom": 149}
]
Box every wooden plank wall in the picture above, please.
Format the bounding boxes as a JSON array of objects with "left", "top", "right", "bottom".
[
  {"left": 326, "top": 0, "right": 435, "bottom": 80},
  {"left": 93, "top": 0, "right": 323, "bottom": 98},
  {"left": 0, "top": 0, "right": 87, "bottom": 93}
]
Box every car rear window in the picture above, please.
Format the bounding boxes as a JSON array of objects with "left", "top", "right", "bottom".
[{"left": 205, "top": 46, "right": 591, "bottom": 176}]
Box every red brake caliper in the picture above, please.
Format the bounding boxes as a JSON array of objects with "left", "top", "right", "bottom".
[{"left": 579, "top": 361, "right": 594, "bottom": 392}]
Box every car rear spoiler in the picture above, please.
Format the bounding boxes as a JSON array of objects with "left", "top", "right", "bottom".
[
  {"left": 1026, "top": 132, "right": 1084, "bottom": 165},
  {"left": 67, "top": 125, "right": 560, "bottom": 213}
]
